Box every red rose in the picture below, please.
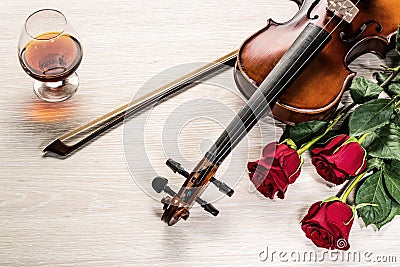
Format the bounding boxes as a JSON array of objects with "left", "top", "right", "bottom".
[
  {"left": 311, "top": 134, "right": 366, "bottom": 185},
  {"left": 247, "top": 142, "right": 302, "bottom": 199},
  {"left": 301, "top": 201, "right": 354, "bottom": 250}
]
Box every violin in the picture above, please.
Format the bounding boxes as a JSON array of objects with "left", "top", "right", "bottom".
[
  {"left": 236, "top": 0, "right": 400, "bottom": 124},
  {"left": 154, "top": 0, "right": 400, "bottom": 226}
]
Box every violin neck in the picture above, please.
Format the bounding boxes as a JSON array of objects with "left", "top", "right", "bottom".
[{"left": 206, "top": 23, "right": 331, "bottom": 165}]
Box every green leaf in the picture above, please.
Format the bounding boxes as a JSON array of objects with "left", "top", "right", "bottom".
[
  {"left": 368, "top": 124, "right": 400, "bottom": 161},
  {"left": 349, "top": 77, "right": 384, "bottom": 104},
  {"left": 393, "top": 112, "right": 400, "bottom": 126},
  {"left": 375, "top": 201, "right": 400, "bottom": 229},
  {"left": 383, "top": 163, "right": 400, "bottom": 204},
  {"left": 280, "top": 120, "right": 327, "bottom": 148},
  {"left": 349, "top": 99, "right": 394, "bottom": 136},
  {"left": 387, "top": 83, "right": 400, "bottom": 98},
  {"left": 367, "top": 157, "right": 384, "bottom": 171},
  {"left": 389, "top": 159, "right": 400, "bottom": 169},
  {"left": 355, "top": 170, "right": 392, "bottom": 227}
]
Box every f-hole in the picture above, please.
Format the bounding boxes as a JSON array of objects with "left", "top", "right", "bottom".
[
  {"left": 340, "top": 20, "right": 383, "bottom": 43},
  {"left": 307, "top": 0, "right": 321, "bottom": 20}
]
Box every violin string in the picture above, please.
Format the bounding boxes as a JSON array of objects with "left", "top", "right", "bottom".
[{"left": 212, "top": 0, "right": 361, "bottom": 166}]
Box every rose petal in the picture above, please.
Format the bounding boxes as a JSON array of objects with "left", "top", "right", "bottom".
[
  {"left": 326, "top": 142, "right": 366, "bottom": 176},
  {"left": 258, "top": 157, "right": 274, "bottom": 170},
  {"left": 247, "top": 161, "right": 259, "bottom": 172},
  {"left": 269, "top": 170, "right": 288, "bottom": 192},
  {"left": 262, "top": 142, "right": 278, "bottom": 157},
  {"left": 301, "top": 202, "right": 322, "bottom": 222},
  {"left": 325, "top": 202, "right": 354, "bottom": 240},
  {"left": 249, "top": 142, "right": 302, "bottom": 199},
  {"left": 314, "top": 155, "right": 348, "bottom": 184},
  {"left": 279, "top": 151, "right": 301, "bottom": 180},
  {"left": 311, "top": 135, "right": 350, "bottom": 156},
  {"left": 311, "top": 135, "right": 366, "bottom": 185},
  {"left": 309, "top": 227, "right": 333, "bottom": 249},
  {"left": 250, "top": 172, "right": 264, "bottom": 188},
  {"left": 259, "top": 178, "right": 278, "bottom": 199},
  {"left": 316, "top": 162, "right": 333, "bottom": 180},
  {"left": 301, "top": 201, "right": 354, "bottom": 251}
]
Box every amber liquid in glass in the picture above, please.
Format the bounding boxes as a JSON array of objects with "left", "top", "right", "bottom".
[{"left": 19, "top": 32, "right": 82, "bottom": 82}]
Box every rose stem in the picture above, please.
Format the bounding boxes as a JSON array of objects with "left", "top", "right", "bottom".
[
  {"left": 380, "top": 65, "right": 400, "bottom": 88},
  {"left": 340, "top": 172, "right": 366, "bottom": 203},
  {"left": 395, "top": 95, "right": 400, "bottom": 109},
  {"left": 297, "top": 103, "right": 355, "bottom": 155},
  {"left": 357, "top": 132, "right": 370, "bottom": 145}
]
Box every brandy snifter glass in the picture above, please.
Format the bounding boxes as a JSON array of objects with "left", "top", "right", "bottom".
[{"left": 18, "top": 9, "right": 83, "bottom": 102}]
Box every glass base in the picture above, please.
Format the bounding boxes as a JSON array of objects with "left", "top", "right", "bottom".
[{"left": 33, "top": 72, "right": 79, "bottom": 102}]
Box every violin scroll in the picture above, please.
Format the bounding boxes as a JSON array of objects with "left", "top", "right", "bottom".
[{"left": 152, "top": 158, "right": 233, "bottom": 225}]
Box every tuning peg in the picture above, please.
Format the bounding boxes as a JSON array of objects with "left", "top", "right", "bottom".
[
  {"left": 209, "top": 177, "right": 235, "bottom": 197},
  {"left": 166, "top": 158, "right": 234, "bottom": 197},
  {"left": 166, "top": 158, "right": 189, "bottom": 177},
  {"left": 152, "top": 176, "right": 219, "bottom": 216}
]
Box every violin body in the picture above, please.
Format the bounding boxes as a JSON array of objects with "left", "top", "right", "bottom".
[{"left": 235, "top": 0, "right": 400, "bottom": 124}]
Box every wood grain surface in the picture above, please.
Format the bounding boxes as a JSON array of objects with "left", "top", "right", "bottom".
[{"left": 1, "top": 0, "right": 399, "bottom": 266}]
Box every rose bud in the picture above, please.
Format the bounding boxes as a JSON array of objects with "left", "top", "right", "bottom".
[
  {"left": 301, "top": 200, "right": 354, "bottom": 250},
  {"left": 247, "top": 142, "right": 302, "bottom": 199},
  {"left": 311, "top": 134, "right": 367, "bottom": 185}
]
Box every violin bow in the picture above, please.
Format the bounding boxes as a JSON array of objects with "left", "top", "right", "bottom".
[{"left": 43, "top": 50, "right": 238, "bottom": 158}]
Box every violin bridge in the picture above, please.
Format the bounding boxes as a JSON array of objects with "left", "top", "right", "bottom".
[{"left": 327, "top": 0, "right": 359, "bottom": 23}]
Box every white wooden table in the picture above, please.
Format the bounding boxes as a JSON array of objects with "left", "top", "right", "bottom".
[{"left": 1, "top": 0, "right": 399, "bottom": 266}]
